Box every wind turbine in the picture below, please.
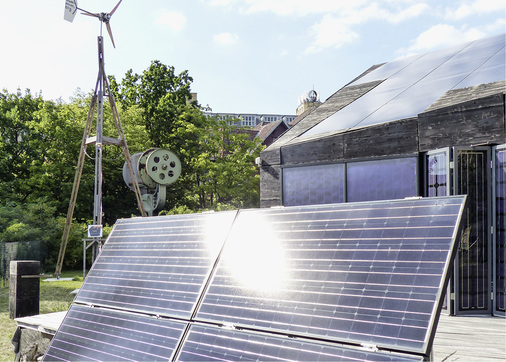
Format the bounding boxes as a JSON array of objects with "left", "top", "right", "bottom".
[
  {"left": 64, "top": 0, "right": 122, "bottom": 47},
  {"left": 57, "top": 0, "right": 146, "bottom": 278}
]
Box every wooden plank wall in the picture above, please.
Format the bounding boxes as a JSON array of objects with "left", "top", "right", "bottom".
[{"left": 419, "top": 93, "right": 505, "bottom": 152}]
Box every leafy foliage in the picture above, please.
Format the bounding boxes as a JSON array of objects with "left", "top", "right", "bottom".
[
  {"left": 109, "top": 60, "right": 196, "bottom": 148},
  {"left": 0, "top": 61, "right": 263, "bottom": 273},
  {"left": 0, "top": 200, "right": 58, "bottom": 272}
]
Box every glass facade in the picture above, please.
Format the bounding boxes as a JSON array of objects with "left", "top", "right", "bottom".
[
  {"left": 494, "top": 146, "right": 506, "bottom": 313},
  {"left": 283, "top": 163, "right": 344, "bottom": 207},
  {"left": 282, "top": 157, "right": 417, "bottom": 206},
  {"left": 346, "top": 158, "right": 417, "bottom": 202},
  {"left": 282, "top": 147, "right": 504, "bottom": 316}
]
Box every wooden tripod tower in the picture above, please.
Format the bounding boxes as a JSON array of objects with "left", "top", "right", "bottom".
[{"left": 55, "top": 36, "right": 146, "bottom": 277}]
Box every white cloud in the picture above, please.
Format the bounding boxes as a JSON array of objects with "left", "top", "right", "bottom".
[
  {"left": 392, "top": 3, "right": 431, "bottom": 23},
  {"left": 397, "top": 24, "right": 486, "bottom": 56},
  {"left": 155, "top": 10, "right": 187, "bottom": 31},
  {"left": 242, "top": 0, "right": 367, "bottom": 16},
  {"left": 209, "top": 0, "right": 503, "bottom": 55},
  {"left": 484, "top": 18, "right": 506, "bottom": 33},
  {"left": 445, "top": 0, "right": 506, "bottom": 20},
  {"left": 342, "top": 2, "right": 430, "bottom": 25},
  {"left": 302, "top": 2, "right": 430, "bottom": 54},
  {"left": 304, "top": 15, "right": 359, "bottom": 54},
  {"left": 210, "top": 0, "right": 430, "bottom": 19},
  {"left": 213, "top": 32, "right": 240, "bottom": 45}
]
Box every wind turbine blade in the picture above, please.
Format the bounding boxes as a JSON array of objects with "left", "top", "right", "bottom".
[
  {"left": 106, "top": 22, "right": 116, "bottom": 48},
  {"left": 110, "top": 0, "right": 123, "bottom": 16}
]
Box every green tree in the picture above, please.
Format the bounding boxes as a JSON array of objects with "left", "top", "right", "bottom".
[
  {"left": 27, "top": 92, "right": 95, "bottom": 218},
  {"left": 109, "top": 60, "right": 195, "bottom": 147},
  {"left": 0, "top": 89, "right": 95, "bottom": 218},
  {"left": 0, "top": 89, "right": 46, "bottom": 202},
  {"left": 109, "top": 61, "right": 265, "bottom": 211},
  {"left": 0, "top": 200, "right": 59, "bottom": 272},
  {"left": 194, "top": 117, "right": 264, "bottom": 210}
]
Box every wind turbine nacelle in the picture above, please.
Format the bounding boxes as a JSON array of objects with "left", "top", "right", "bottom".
[{"left": 123, "top": 148, "right": 181, "bottom": 190}]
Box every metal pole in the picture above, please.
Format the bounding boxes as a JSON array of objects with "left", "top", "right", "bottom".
[
  {"left": 93, "top": 36, "right": 105, "bottom": 254},
  {"left": 94, "top": 36, "right": 104, "bottom": 228}
]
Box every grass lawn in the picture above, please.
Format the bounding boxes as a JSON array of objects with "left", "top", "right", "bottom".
[{"left": 0, "top": 270, "right": 83, "bottom": 361}]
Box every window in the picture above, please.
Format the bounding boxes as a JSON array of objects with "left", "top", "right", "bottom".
[
  {"left": 283, "top": 164, "right": 345, "bottom": 206},
  {"left": 425, "top": 149, "right": 450, "bottom": 197},
  {"left": 282, "top": 157, "right": 418, "bottom": 206},
  {"left": 346, "top": 158, "right": 418, "bottom": 202}
]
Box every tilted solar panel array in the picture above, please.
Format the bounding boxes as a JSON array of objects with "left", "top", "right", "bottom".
[
  {"left": 44, "top": 196, "right": 466, "bottom": 361},
  {"left": 198, "top": 198, "right": 464, "bottom": 354},
  {"left": 75, "top": 211, "right": 238, "bottom": 318}
]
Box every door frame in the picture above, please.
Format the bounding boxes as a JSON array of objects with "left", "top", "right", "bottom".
[
  {"left": 452, "top": 146, "right": 492, "bottom": 315},
  {"left": 492, "top": 144, "right": 506, "bottom": 316}
]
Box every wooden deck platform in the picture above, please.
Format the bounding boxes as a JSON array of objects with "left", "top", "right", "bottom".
[{"left": 432, "top": 314, "right": 506, "bottom": 361}]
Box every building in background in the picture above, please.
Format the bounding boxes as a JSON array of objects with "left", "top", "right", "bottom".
[
  {"left": 259, "top": 33, "right": 506, "bottom": 317},
  {"left": 205, "top": 112, "right": 296, "bottom": 128}
]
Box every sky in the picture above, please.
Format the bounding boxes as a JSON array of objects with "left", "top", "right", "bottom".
[{"left": 0, "top": 0, "right": 505, "bottom": 115}]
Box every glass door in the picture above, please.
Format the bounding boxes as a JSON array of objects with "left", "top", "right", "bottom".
[
  {"left": 493, "top": 144, "right": 506, "bottom": 316},
  {"left": 453, "top": 147, "right": 491, "bottom": 314}
]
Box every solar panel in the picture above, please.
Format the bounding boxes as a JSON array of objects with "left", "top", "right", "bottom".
[
  {"left": 196, "top": 197, "right": 466, "bottom": 355},
  {"left": 44, "top": 305, "right": 187, "bottom": 361},
  {"left": 302, "top": 34, "right": 505, "bottom": 137},
  {"left": 44, "top": 196, "right": 466, "bottom": 361},
  {"left": 75, "top": 211, "right": 237, "bottom": 318},
  {"left": 176, "top": 324, "right": 423, "bottom": 361}
]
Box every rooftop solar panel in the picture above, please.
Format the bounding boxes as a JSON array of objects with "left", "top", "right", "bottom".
[
  {"left": 302, "top": 33, "right": 505, "bottom": 137},
  {"left": 44, "top": 305, "right": 186, "bottom": 361},
  {"left": 176, "top": 324, "right": 423, "bottom": 361},
  {"left": 196, "top": 197, "right": 466, "bottom": 355},
  {"left": 75, "top": 211, "right": 237, "bottom": 318},
  {"left": 44, "top": 196, "right": 466, "bottom": 361}
]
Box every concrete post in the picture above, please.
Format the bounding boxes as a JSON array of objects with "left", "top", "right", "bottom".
[{"left": 9, "top": 261, "right": 40, "bottom": 319}]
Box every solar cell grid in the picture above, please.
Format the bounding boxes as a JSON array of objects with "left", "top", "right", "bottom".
[
  {"left": 75, "top": 211, "right": 237, "bottom": 318},
  {"left": 302, "top": 34, "right": 504, "bottom": 137},
  {"left": 176, "top": 325, "right": 422, "bottom": 361},
  {"left": 196, "top": 197, "right": 465, "bottom": 354},
  {"left": 44, "top": 196, "right": 466, "bottom": 361},
  {"left": 44, "top": 305, "right": 186, "bottom": 361}
]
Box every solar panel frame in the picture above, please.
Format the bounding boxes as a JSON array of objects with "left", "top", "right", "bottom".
[
  {"left": 195, "top": 196, "right": 466, "bottom": 357},
  {"left": 75, "top": 211, "right": 238, "bottom": 319}
]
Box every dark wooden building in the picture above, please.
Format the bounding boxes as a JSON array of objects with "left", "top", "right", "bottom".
[
  {"left": 253, "top": 119, "right": 289, "bottom": 147},
  {"left": 259, "top": 33, "right": 505, "bottom": 316}
]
